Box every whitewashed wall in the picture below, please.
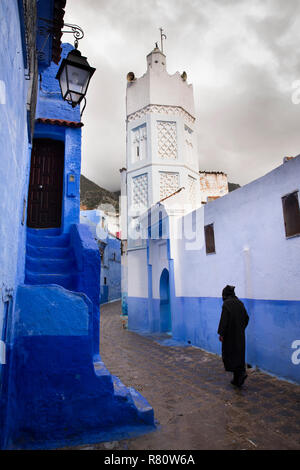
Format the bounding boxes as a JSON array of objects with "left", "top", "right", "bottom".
[
  {"left": 127, "top": 248, "right": 148, "bottom": 298},
  {"left": 174, "top": 157, "right": 300, "bottom": 302}
]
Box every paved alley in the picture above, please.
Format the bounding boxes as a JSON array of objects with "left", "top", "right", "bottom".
[{"left": 75, "top": 300, "right": 300, "bottom": 450}]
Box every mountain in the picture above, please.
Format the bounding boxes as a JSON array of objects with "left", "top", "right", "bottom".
[
  {"left": 80, "top": 174, "right": 240, "bottom": 211},
  {"left": 80, "top": 175, "right": 119, "bottom": 212},
  {"left": 228, "top": 182, "right": 241, "bottom": 192}
]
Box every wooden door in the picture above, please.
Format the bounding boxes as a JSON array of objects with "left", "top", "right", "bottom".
[{"left": 27, "top": 138, "right": 64, "bottom": 228}]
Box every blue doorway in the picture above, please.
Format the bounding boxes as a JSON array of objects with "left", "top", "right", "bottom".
[{"left": 160, "top": 268, "right": 171, "bottom": 333}]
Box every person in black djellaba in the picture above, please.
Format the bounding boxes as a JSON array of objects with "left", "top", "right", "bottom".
[{"left": 218, "top": 285, "right": 249, "bottom": 387}]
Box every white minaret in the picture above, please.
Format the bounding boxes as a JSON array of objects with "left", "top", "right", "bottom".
[{"left": 125, "top": 38, "right": 201, "bottom": 248}]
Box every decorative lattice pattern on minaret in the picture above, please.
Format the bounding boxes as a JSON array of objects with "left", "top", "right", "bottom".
[
  {"left": 127, "top": 105, "right": 195, "bottom": 125},
  {"left": 159, "top": 171, "right": 179, "bottom": 200},
  {"left": 157, "top": 121, "right": 177, "bottom": 160},
  {"left": 132, "top": 124, "right": 147, "bottom": 162},
  {"left": 184, "top": 125, "right": 194, "bottom": 165},
  {"left": 188, "top": 175, "right": 197, "bottom": 207},
  {"left": 132, "top": 173, "right": 148, "bottom": 210}
]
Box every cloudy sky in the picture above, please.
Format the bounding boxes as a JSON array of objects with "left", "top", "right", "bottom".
[{"left": 64, "top": 0, "right": 300, "bottom": 192}]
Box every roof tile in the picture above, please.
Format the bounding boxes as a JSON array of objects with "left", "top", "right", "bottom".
[{"left": 36, "top": 118, "right": 83, "bottom": 128}]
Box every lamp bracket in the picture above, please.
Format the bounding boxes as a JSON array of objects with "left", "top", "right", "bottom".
[
  {"left": 61, "top": 23, "right": 84, "bottom": 49},
  {"left": 38, "top": 18, "right": 84, "bottom": 49}
]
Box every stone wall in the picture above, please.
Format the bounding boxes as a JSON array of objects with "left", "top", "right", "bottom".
[{"left": 199, "top": 171, "right": 229, "bottom": 203}]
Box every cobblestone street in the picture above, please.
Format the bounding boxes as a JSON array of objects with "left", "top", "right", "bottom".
[{"left": 75, "top": 300, "right": 300, "bottom": 450}]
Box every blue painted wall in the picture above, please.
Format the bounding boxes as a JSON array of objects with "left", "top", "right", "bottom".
[
  {"left": 172, "top": 296, "right": 300, "bottom": 384},
  {"left": 128, "top": 297, "right": 150, "bottom": 333},
  {"left": 0, "top": 1, "right": 32, "bottom": 403},
  {"left": 3, "top": 284, "right": 154, "bottom": 449},
  {"left": 0, "top": 0, "right": 30, "bottom": 314},
  {"left": 70, "top": 223, "right": 101, "bottom": 358},
  {"left": 80, "top": 210, "right": 121, "bottom": 304},
  {"left": 121, "top": 292, "right": 128, "bottom": 315},
  {"left": 35, "top": 43, "right": 82, "bottom": 233},
  {"left": 105, "top": 236, "right": 122, "bottom": 303},
  {"left": 0, "top": 0, "right": 61, "bottom": 447},
  {"left": 36, "top": 0, "right": 55, "bottom": 71},
  {"left": 37, "top": 42, "right": 80, "bottom": 122},
  {"left": 127, "top": 294, "right": 300, "bottom": 384}
]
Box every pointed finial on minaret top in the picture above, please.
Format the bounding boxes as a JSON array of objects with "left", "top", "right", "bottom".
[
  {"left": 159, "top": 27, "right": 167, "bottom": 54},
  {"left": 147, "top": 31, "right": 167, "bottom": 70}
]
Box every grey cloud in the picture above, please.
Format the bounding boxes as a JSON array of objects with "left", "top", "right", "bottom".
[{"left": 64, "top": 0, "right": 300, "bottom": 191}]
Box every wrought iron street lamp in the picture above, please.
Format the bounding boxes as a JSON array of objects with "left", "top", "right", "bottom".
[
  {"left": 56, "top": 46, "right": 95, "bottom": 108},
  {"left": 55, "top": 23, "right": 95, "bottom": 112}
]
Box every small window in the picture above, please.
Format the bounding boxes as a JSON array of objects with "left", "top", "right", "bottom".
[
  {"left": 204, "top": 223, "right": 216, "bottom": 254},
  {"left": 159, "top": 211, "right": 163, "bottom": 238},
  {"left": 104, "top": 277, "right": 107, "bottom": 285},
  {"left": 282, "top": 191, "right": 300, "bottom": 238},
  {"left": 136, "top": 146, "right": 140, "bottom": 158},
  {"left": 207, "top": 196, "right": 220, "bottom": 202}
]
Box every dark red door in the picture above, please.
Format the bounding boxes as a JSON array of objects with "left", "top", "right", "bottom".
[{"left": 27, "top": 138, "right": 64, "bottom": 228}]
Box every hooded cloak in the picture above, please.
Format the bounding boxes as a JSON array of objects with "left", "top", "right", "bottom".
[{"left": 218, "top": 285, "right": 249, "bottom": 372}]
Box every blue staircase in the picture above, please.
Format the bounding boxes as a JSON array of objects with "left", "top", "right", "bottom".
[
  {"left": 14, "top": 227, "right": 156, "bottom": 449},
  {"left": 25, "top": 228, "right": 78, "bottom": 291}
]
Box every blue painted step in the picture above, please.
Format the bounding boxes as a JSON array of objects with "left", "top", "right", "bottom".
[
  {"left": 27, "top": 232, "right": 71, "bottom": 248},
  {"left": 95, "top": 362, "right": 154, "bottom": 425},
  {"left": 26, "top": 244, "right": 74, "bottom": 260},
  {"left": 25, "top": 271, "right": 78, "bottom": 290},
  {"left": 127, "top": 387, "right": 154, "bottom": 425},
  {"left": 25, "top": 229, "right": 78, "bottom": 291},
  {"left": 26, "top": 256, "right": 76, "bottom": 274},
  {"left": 27, "top": 227, "right": 61, "bottom": 236}
]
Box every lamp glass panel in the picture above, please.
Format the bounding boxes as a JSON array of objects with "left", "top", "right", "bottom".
[
  {"left": 59, "top": 66, "right": 68, "bottom": 98},
  {"left": 66, "top": 64, "right": 90, "bottom": 95},
  {"left": 69, "top": 91, "right": 82, "bottom": 104}
]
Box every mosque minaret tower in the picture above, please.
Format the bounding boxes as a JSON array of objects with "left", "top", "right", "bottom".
[{"left": 122, "top": 34, "right": 202, "bottom": 248}]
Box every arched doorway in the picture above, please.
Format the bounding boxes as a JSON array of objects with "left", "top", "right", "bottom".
[{"left": 159, "top": 268, "right": 171, "bottom": 333}]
